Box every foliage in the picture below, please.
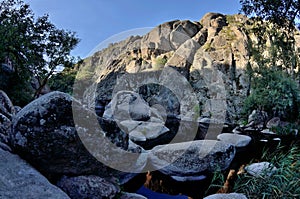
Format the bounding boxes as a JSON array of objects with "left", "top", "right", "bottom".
[
  {"left": 0, "top": 0, "right": 80, "bottom": 105},
  {"left": 153, "top": 56, "right": 168, "bottom": 70},
  {"left": 234, "top": 146, "right": 300, "bottom": 198},
  {"left": 243, "top": 69, "right": 300, "bottom": 121},
  {"left": 239, "top": 0, "right": 300, "bottom": 30},
  {"left": 48, "top": 68, "right": 77, "bottom": 95}
]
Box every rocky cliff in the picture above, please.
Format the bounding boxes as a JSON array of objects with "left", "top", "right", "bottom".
[{"left": 78, "top": 13, "right": 299, "bottom": 123}]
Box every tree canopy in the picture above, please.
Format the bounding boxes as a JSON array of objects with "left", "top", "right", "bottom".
[
  {"left": 0, "top": 0, "right": 80, "bottom": 105},
  {"left": 240, "top": 0, "right": 300, "bottom": 30}
]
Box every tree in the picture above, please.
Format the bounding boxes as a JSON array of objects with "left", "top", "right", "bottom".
[
  {"left": 0, "top": 0, "right": 80, "bottom": 105},
  {"left": 240, "top": 0, "right": 300, "bottom": 31},
  {"left": 240, "top": 0, "right": 300, "bottom": 75}
]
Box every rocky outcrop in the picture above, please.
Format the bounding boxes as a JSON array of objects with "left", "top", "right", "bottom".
[
  {"left": 57, "top": 175, "right": 120, "bottom": 199},
  {"left": 149, "top": 140, "right": 235, "bottom": 177},
  {"left": 0, "top": 148, "right": 70, "bottom": 199},
  {"left": 79, "top": 13, "right": 261, "bottom": 123}
]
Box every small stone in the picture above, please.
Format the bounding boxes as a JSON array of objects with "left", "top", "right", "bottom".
[
  {"left": 261, "top": 129, "right": 276, "bottom": 135},
  {"left": 266, "top": 117, "right": 280, "bottom": 129},
  {"left": 120, "top": 192, "right": 147, "bottom": 199},
  {"left": 245, "top": 162, "right": 277, "bottom": 177}
]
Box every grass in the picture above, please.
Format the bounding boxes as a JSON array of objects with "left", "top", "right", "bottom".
[{"left": 233, "top": 146, "right": 300, "bottom": 199}]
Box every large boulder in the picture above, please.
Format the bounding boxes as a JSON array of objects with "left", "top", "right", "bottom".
[
  {"left": 10, "top": 91, "right": 123, "bottom": 177},
  {"left": 149, "top": 140, "right": 235, "bottom": 177},
  {"left": 0, "top": 148, "right": 70, "bottom": 199},
  {"left": 57, "top": 175, "right": 120, "bottom": 199}
]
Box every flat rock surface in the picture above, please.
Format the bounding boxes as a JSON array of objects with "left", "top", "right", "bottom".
[
  {"left": 0, "top": 148, "right": 70, "bottom": 199},
  {"left": 149, "top": 140, "right": 235, "bottom": 176},
  {"left": 217, "top": 133, "right": 252, "bottom": 147}
]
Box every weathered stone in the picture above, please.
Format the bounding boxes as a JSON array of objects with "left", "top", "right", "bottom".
[
  {"left": 120, "top": 192, "right": 147, "bottom": 199},
  {"left": 149, "top": 140, "right": 235, "bottom": 176},
  {"left": 266, "top": 117, "right": 281, "bottom": 129},
  {"left": 245, "top": 162, "right": 277, "bottom": 177},
  {"left": 57, "top": 175, "right": 120, "bottom": 199},
  {"left": 0, "top": 113, "right": 11, "bottom": 144},
  {"left": 167, "top": 39, "right": 200, "bottom": 68},
  {"left": 0, "top": 90, "right": 15, "bottom": 119},
  {"left": 0, "top": 148, "right": 70, "bottom": 199},
  {"left": 217, "top": 133, "right": 252, "bottom": 147},
  {"left": 10, "top": 91, "right": 120, "bottom": 177},
  {"left": 103, "top": 91, "right": 151, "bottom": 122},
  {"left": 204, "top": 193, "right": 248, "bottom": 199},
  {"left": 248, "top": 110, "right": 268, "bottom": 127}
]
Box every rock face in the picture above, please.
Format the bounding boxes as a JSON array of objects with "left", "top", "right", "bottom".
[
  {"left": 10, "top": 91, "right": 119, "bottom": 177},
  {"left": 57, "top": 175, "right": 120, "bottom": 199},
  {"left": 217, "top": 133, "right": 252, "bottom": 147},
  {"left": 0, "top": 148, "right": 70, "bottom": 199},
  {"left": 80, "top": 13, "right": 263, "bottom": 123},
  {"left": 149, "top": 140, "right": 235, "bottom": 176}
]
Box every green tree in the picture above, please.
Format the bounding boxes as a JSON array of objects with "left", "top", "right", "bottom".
[
  {"left": 240, "top": 0, "right": 300, "bottom": 30},
  {"left": 0, "top": 0, "right": 80, "bottom": 105}
]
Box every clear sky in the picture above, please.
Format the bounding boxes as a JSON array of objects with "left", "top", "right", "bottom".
[{"left": 25, "top": 0, "right": 241, "bottom": 58}]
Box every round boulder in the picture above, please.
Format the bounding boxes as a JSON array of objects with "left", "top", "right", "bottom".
[{"left": 10, "top": 91, "right": 117, "bottom": 177}]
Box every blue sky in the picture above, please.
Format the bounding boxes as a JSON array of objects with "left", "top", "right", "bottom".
[{"left": 25, "top": 0, "right": 241, "bottom": 58}]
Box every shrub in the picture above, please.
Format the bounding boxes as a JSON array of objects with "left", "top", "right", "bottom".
[{"left": 243, "top": 69, "right": 300, "bottom": 121}]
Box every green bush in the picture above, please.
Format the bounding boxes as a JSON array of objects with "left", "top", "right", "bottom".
[{"left": 243, "top": 69, "right": 300, "bottom": 121}]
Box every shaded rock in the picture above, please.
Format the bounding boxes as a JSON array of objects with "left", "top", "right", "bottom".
[
  {"left": 204, "top": 193, "right": 247, "bottom": 199},
  {"left": 0, "top": 90, "right": 15, "bottom": 119},
  {"left": 0, "top": 113, "right": 11, "bottom": 144},
  {"left": 248, "top": 110, "right": 268, "bottom": 128},
  {"left": 245, "top": 162, "right": 277, "bottom": 177},
  {"left": 266, "top": 117, "right": 281, "bottom": 129},
  {"left": 0, "top": 142, "right": 11, "bottom": 152},
  {"left": 217, "top": 133, "right": 252, "bottom": 147},
  {"left": 149, "top": 140, "right": 235, "bottom": 176},
  {"left": 57, "top": 175, "right": 120, "bottom": 199},
  {"left": 120, "top": 192, "right": 147, "bottom": 199},
  {"left": 0, "top": 148, "right": 70, "bottom": 199},
  {"left": 14, "top": 106, "right": 22, "bottom": 114},
  {"left": 10, "top": 91, "right": 119, "bottom": 177}
]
